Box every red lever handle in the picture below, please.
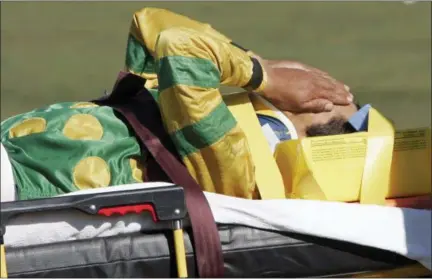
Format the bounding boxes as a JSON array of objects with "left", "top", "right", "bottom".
[{"left": 97, "top": 204, "right": 158, "bottom": 222}]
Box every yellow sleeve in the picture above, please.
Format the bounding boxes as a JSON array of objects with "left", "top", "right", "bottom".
[
  {"left": 152, "top": 26, "right": 267, "bottom": 198},
  {"left": 125, "top": 8, "right": 256, "bottom": 89},
  {"left": 126, "top": 8, "right": 231, "bottom": 85}
]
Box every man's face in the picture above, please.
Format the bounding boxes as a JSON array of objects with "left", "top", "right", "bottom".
[{"left": 284, "top": 101, "right": 360, "bottom": 138}]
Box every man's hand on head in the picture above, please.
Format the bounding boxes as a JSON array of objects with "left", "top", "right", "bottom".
[
  {"left": 267, "top": 60, "right": 351, "bottom": 92},
  {"left": 258, "top": 59, "right": 353, "bottom": 113}
]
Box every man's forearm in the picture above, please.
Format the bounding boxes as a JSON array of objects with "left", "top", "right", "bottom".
[
  {"left": 153, "top": 26, "right": 263, "bottom": 197},
  {"left": 125, "top": 7, "right": 232, "bottom": 80}
]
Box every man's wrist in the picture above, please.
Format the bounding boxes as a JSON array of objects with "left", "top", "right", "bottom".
[
  {"left": 254, "top": 67, "right": 268, "bottom": 93},
  {"left": 243, "top": 57, "right": 268, "bottom": 93}
]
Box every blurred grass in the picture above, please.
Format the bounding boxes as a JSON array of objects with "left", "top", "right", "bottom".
[{"left": 1, "top": 1, "right": 430, "bottom": 128}]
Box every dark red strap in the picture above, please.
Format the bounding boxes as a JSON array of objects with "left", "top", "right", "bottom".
[{"left": 93, "top": 72, "right": 224, "bottom": 277}]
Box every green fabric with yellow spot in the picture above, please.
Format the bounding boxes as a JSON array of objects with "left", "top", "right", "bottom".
[{"left": 0, "top": 102, "right": 147, "bottom": 200}]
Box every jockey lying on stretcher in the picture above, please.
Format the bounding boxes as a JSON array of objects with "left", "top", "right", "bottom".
[{"left": 1, "top": 8, "right": 367, "bottom": 202}]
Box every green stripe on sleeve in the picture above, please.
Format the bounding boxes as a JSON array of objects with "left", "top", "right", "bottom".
[
  {"left": 157, "top": 56, "right": 220, "bottom": 92},
  {"left": 125, "top": 34, "right": 156, "bottom": 74},
  {"left": 170, "top": 101, "right": 237, "bottom": 157}
]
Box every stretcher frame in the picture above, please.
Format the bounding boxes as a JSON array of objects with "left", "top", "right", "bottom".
[
  {"left": 1, "top": 185, "right": 189, "bottom": 278},
  {"left": 1, "top": 186, "right": 431, "bottom": 278}
]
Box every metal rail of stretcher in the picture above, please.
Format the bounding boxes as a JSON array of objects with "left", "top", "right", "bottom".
[{"left": 0, "top": 185, "right": 189, "bottom": 278}]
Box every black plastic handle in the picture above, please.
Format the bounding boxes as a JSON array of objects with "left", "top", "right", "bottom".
[{"left": 0, "top": 185, "right": 187, "bottom": 237}]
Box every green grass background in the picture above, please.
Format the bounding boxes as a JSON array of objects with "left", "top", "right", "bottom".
[{"left": 1, "top": 1, "right": 430, "bottom": 128}]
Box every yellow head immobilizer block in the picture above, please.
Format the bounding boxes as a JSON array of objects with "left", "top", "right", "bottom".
[{"left": 274, "top": 108, "right": 431, "bottom": 204}]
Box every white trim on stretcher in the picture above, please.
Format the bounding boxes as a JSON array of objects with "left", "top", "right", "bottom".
[{"left": 1, "top": 143, "right": 16, "bottom": 202}]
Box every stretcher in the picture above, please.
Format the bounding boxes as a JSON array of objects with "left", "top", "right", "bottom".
[{"left": 1, "top": 182, "right": 431, "bottom": 278}]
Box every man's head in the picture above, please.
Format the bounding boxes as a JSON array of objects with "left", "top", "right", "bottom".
[
  {"left": 283, "top": 101, "right": 361, "bottom": 138},
  {"left": 263, "top": 58, "right": 362, "bottom": 138}
]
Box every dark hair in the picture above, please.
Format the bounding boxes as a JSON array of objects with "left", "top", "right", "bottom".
[
  {"left": 306, "top": 117, "right": 357, "bottom": 137},
  {"left": 306, "top": 100, "right": 362, "bottom": 137}
]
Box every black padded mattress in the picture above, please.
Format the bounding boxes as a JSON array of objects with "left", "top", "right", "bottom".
[{"left": 5, "top": 224, "right": 416, "bottom": 278}]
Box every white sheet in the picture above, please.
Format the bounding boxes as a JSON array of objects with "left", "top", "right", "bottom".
[
  {"left": 1, "top": 143, "right": 16, "bottom": 202},
  {"left": 3, "top": 183, "right": 431, "bottom": 271}
]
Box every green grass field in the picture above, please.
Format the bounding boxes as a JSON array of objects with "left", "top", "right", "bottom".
[{"left": 1, "top": 2, "right": 430, "bottom": 128}]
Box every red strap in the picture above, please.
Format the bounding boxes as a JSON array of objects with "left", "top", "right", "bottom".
[{"left": 93, "top": 73, "right": 224, "bottom": 277}]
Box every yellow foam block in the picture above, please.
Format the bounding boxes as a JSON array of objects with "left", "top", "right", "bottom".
[
  {"left": 274, "top": 108, "right": 431, "bottom": 204},
  {"left": 389, "top": 128, "right": 431, "bottom": 198}
]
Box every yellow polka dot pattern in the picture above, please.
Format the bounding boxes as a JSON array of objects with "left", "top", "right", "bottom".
[
  {"left": 63, "top": 114, "right": 104, "bottom": 140},
  {"left": 73, "top": 156, "right": 111, "bottom": 189},
  {"left": 70, "top": 102, "right": 99, "bottom": 108},
  {"left": 7, "top": 106, "right": 148, "bottom": 191},
  {"left": 9, "top": 117, "right": 47, "bottom": 138},
  {"left": 129, "top": 157, "right": 147, "bottom": 182}
]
